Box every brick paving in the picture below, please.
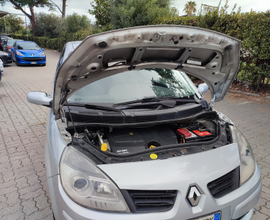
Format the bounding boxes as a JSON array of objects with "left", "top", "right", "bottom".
[
  {"left": 0, "top": 49, "right": 269, "bottom": 219},
  {"left": 0, "top": 49, "right": 56, "bottom": 220}
]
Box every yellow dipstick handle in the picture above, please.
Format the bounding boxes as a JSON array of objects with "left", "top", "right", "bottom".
[{"left": 101, "top": 143, "right": 108, "bottom": 152}]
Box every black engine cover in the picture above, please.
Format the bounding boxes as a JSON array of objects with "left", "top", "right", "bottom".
[{"left": 105, "top": 125, "right": 178, "bottom": 154}]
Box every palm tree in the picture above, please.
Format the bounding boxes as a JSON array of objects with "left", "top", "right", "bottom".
[{"left": 183, "top": 1, "right": 197, "bottom": 16}]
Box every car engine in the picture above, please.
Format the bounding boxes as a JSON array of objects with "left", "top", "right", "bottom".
[{"left": 79, "top": 118, "right": 217, "bottom": 155}]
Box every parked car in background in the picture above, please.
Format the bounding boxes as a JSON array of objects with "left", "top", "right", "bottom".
[
  {"left": 0, "top": 34, "right": 12, "bottom": 51},
  {"left": 0, "top": 50, "right": 12, "bottom": 65},
  {"left": 0, "top": 59, "right": 4, "bottom": 81},
  {"left": 27, "top": 25, "right": 261, "bottom": 220},
  {"left": 3, "top": 38, "right": 22, "bottom": 56},
  {"left": 11, "top": 41, "right": 46, "bottom": 66}
]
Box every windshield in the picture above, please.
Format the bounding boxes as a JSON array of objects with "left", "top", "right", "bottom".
[
  {"left": 1, "top": 37, "right": 10, "bottom": 42},
  {"left": 68, "top": 68, "right": 198, "bottom": 104},
  {"left": 7, "top": 39, "right": 20, "bottom": 47},
  {"left": 17, "top": 42, "right": 40, "bottom": 50}
]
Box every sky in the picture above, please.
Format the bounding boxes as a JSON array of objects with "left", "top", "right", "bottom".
[{"left": 0, "top": 0, "right": 270, "bottom": 24}]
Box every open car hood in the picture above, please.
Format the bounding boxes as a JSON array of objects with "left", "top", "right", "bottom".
[{"left": 53, "top": 25, "right": 240, "bottom": 116}]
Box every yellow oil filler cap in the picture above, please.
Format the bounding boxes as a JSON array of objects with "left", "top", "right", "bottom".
[
  {"left": 150, "top": 154, "right": 158, "bottom": 159},
  {"left": 101, "top": 143, "right": 108, "bottom": 152}
]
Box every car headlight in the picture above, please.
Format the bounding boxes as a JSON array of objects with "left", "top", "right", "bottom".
[
  {"left": 40, "top": 52, "right": 45, "bottom": 56},
  {"left": 230, "top": 126, "right": 255, "bottom": 185},
  {"left": 216, "top": 111, "right": 234, "bottom": 125},
  {"left": 16, "top": 51, "right": 24, "bottom": 56},
  {"left": 60, "top": 146, "right": 130, "bottom": 212}
]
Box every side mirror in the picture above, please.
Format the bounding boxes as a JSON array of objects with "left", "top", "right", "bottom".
[
  {"left": 11, "top": 48, "right": 14, "bottom": 51},
  {"left": 197, "top": 83, "right": 209, "bottom": 95},
  {"left": 41, "top": 48, "right": 44, "bottom": 51},
  {"left": 27, "top": 91, "right": 52, "bottom": 108}
]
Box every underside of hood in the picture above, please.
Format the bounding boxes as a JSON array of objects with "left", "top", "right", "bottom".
[{"left": 53, "top": 25, "right": 241, "bottom": 116}]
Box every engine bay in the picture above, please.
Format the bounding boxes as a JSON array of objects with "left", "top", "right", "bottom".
[
  {"left": 80, "top": 119, "right": 216, "bottom": 155},
  {"left": 62, "top": 111, "right": 232, "bottom": 164}
]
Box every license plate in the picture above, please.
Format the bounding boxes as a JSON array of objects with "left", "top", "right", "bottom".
[
  {"left": 31, "top": 62, "right": 36, "bottom": 64},
  {"left": 193, "top": 212, "right": 221, "bottom": 220}
]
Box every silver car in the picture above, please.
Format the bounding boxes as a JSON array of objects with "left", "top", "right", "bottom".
[{"left": 27, "top": 25, "right": 261, "bottom": 220}]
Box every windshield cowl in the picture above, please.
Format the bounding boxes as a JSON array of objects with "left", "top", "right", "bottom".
[{"left": 64, "top": 102, "right": 206, "bottom": 127}]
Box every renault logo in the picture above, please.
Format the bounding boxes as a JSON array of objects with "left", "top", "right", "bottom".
[{"left": 187, "top": 186, "right": 201, "bottom": 206}]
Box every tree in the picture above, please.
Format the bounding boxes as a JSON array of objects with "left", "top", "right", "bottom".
[
  {"left": 49, "top": 0, "right": 67, "bottom": 18},
  {"left": 89, "top": 0, "right": 111, "bottom": 27},
  {"left": 66, "top": 13, "right": 91, "bottom": 33},
  {"left": 0, "top": 14, "right": 24, "bottom": 33},
  {"left": 0, "top": 0, "right": 53, "bottom": 36},
  {"left": 35, "top": 12, "right": 65, "bottom": 38},
  {"left": 89, "top": 0, "right": 177, "bottom": 29},
  {"left": 183, "top": 1, "right": 197, "bottom": 16}
]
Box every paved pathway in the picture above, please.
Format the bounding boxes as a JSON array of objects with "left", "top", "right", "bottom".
[
  {"left": 0, "top": 49, "right": 269, "bottom": 219},
  {"left": 0, "top": 50, "right": 57, "bottom": 220}
]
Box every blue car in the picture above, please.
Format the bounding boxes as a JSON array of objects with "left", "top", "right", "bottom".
[{"left": 11, "top": 41, "right": 46, "bottom": 66}]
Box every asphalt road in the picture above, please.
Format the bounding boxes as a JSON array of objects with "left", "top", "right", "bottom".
[{"left": 0, "top": 49, "right": 269, "bottom": 219}]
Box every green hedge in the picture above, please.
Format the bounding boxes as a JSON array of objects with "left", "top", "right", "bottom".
[
  {"left": 12, "top": 34, "right": 49, "bottom": 48},
  {"left": 11, "top": 28, "right": 93, "bottom": 51}
]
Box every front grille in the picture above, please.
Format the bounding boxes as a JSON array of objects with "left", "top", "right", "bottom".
[
  {"left": 207, "top": 166, "right": 240, "bottom": 198},
  {"left": 121, "top": 190, "right": 177, "bottom": 213},
  {"left": 22, "top": 57, "right": 43, "bottom": 61}
]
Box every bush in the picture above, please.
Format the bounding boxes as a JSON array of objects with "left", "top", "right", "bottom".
[
  {"left": 0, "top": 14, "right": 24, "bottom": 34},
  {"left": 47, "top": 37, "right": 67, "bottom": 51},
  {"left": 66, "top": 13, "right": 91, "bottom": 34},
  {"left": 35, "top": 13, "right": 65, "bottom": 38}
]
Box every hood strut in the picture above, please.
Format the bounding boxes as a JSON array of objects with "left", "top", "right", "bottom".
[{"left": 209, "top": 95, "right": 217, "bottom": 108}]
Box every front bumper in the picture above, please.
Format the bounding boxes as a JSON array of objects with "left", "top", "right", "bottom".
[
  {"left": 0, "top": 54, "right": 11, "bottom": 64},
  {"left": 16, "top": 56, "right": 46, "bottom": 65},
  {"left": 47, "top": 146, "right": 261, "bottom": 220}
]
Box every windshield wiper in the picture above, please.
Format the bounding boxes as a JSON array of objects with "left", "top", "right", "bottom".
[
  {"left": 113, "top": 96, "right": 196, "bottom": 110},
  {"left": 65, "top": 103, "right": 123, "bottom": 113},
  {"left": 113, "top": 97, "right": 161, "bottom": 106}
]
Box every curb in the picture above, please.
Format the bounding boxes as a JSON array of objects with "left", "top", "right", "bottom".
[{"left": 229, "top": 89, "right": 270, "bottom": 99}]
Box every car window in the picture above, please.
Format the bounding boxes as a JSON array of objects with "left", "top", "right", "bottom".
[
  {"left": 68, "top": 68, "right": 198, "bottom": 104},
  {"left": 57, "top": 45, "right": 66, "bottom": 70},
  {"left": 17, "top": 42, "right": 40, "bottom": 50},
  {"left": 7, "top": 39, "right": 18, "bottom": 46}
]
